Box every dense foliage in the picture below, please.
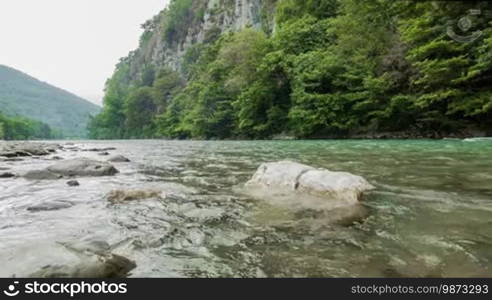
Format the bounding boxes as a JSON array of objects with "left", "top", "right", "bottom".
[
  {"left": 0, "top": 112, "right": 59, "bottom": 140},
  {"left": 0, "top": 65, "right": 100, "bottom": 138},
  {"left": 89, "top": 0, "right": 492, "bottom": 139}
]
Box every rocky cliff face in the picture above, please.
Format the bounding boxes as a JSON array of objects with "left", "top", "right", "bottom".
[{"left": 126, "top": 0, "right": 276, "bottom": 81}]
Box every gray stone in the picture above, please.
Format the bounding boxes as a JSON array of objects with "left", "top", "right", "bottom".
[
  {"left": 106, "top": 189, "right": 165, "bottom": 204},
  {"left": 27, "top": 201, "right": 74, "bottom": 212},
  {"left": 47, "top": 159, "right": 119, "bottom": 177},
  {"left": 246, "top": 161, "right": 375, "bottom": 207},
  {"left": 29, "top": 253, "right": 136, "bottom": 278},
  {"left": 67, "top": 180, "right": 80, "bottom": 187},
  {"left": 23, "top": 170, "right": 63, "bottom": 180},
  {"left": 107, "top": 155, "right": 131, "bottom": 163},
  {"left": 0, "top": 172, "right": 15, "bottom": 178}
]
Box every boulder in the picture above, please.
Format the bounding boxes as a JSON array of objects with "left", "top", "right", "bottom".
[
  {"left": 47, "top": 159, "right": 119, "bottom": 177},
  {"left": 246, "top": 161, "right": 375, "bottom": 206},
  {"left": 106, "top": 189, "right": 165, "bottom": 204},
  {"left": 30, "top": 253, "right": 136, "bottom": 278},
  {"left": 107, "top": 155, "right": 131, "bottom": 163}
]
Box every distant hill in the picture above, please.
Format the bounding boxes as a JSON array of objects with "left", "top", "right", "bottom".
[{"left": 0, "top": 65, "right": 100, "bottom": 138}]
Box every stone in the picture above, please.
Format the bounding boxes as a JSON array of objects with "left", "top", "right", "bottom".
[
  {"left": 0, "top": 142, "right": 57, "bottom": 157},
  {"left": 23, "top": 170, "right": 63, "bottom": 180},
  {"left": 0, "top": 172, "right": 16, "bottom": 178},
  {"left": 27, "top": 201, "right": 74, "bottom": 212},
  {"left": 47, "top": 159, "right": 119, "bottom": 177},
  {"left": 29, "top": 253, "right": 136, "bottom": 278},
  {"left": 106, "top": 189, "right": 165, "bottom": 204},
  {"left": 82, "top": 147, "right": 117, "bottom": 152},
  {"left": 246, "top": 161, "right": 375, "bottom": 207},
  {"left": 246, "top": 161, "right": 314, "bottom": 190},
  {"left": 107, "top": 155, "right": 131, "bottom": 162},
  {"left": 67, "top": 180, "right": 80, "bottom": 187}
]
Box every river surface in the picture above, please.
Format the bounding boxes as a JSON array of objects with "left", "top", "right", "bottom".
[{"left": 1, "top": 139, "right": 492, "bottom": 277}]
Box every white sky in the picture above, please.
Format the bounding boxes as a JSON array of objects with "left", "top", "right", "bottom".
[{"left": 0, "top": 0, "right": 170, "bottom": 105}]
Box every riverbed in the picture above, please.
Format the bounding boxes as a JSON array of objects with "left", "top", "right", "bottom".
[{"left": 1, "top": 139, "right": 491, "bottom": 277}]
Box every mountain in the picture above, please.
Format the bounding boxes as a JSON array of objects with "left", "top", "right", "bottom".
[
  {"left": 0, "top": 65, "right": 100, "bottom": 138},
  {"left": 89, "top": 0, "right": 492, "bottom": 139}
]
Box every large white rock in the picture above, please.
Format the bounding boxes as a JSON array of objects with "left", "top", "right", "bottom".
[
  {"left": 246, "top": 161, "right": 375, "bottom": 206},
  {"left": 247, "top": 161, "right": 315, "bottom": 190}
]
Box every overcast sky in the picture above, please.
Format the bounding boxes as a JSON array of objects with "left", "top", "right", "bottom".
[{"left": 0, "top": 0, "right": 170, "bottom": 105}]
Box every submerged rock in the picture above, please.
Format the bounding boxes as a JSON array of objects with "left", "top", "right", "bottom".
[
  {"left": 108, "top": 155, "right": 131, "bottom": 162},
  {"left": 23, "top": 159, "right": 118, "bottom": 180},
  {"left": 106, "top": 189, "right": 165, "bottom": 204},
  {"left": 23, "top": 170, "right": 63, "bottom": 180},
  {"left": 67, "top": 180, "right": 80, "bottom": 187},
  {"left": 246, "top": 161, "right": 374, "bottom": 205},
  {"left": 30, "top": 253, "right": 136, "bottom": 278},
  {"left": 82, "top": 147, "right": 117, "bottom": 152},
  {"left": 47, "top": 159, "right": 119, "bottom": 177},
  {"left": 0, "top": 172, "right": 16, "bottom": 178},
  {"left": 27, "top": 200, "right": 74, "bottom": 212}
]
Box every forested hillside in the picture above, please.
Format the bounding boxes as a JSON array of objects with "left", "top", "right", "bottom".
[
  {"left": 89, "top": 0, "right": 492, "bottom": 139},
  {"left": 0, "top": 112, "right": 59, "bottom": 140},
  {"left": 0, "top": 65, "right": 100, "bottom": 138}
]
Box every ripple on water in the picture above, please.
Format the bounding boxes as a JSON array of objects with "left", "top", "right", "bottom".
[{"left": 0, "top": 139, "right": 491, "bottom": 277}]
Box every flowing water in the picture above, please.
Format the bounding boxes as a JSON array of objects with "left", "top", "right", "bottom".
[{"left": 1, "top": 139, "right": 491, "bottom": 277}]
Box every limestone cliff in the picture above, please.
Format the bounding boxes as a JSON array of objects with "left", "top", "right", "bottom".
[{"left": 123, "top": 0, "right": 277, "bottom": 81}]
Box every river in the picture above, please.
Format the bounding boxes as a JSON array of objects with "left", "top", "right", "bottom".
[{"left": 1, "top": 139, "right": 491, "bottom": 277}]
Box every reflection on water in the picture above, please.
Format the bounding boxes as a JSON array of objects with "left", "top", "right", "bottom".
[{"left": 0, "top": 139, "right": 491, "bottom": 277}]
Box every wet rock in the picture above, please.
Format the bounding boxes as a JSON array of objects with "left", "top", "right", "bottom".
[
  {"left": 0, "top": 172, "right": 16, "bottom": 178},
  {"left": 98, "top": 152, "right": 110, "bottom": 156},
  {"left": 297, "top": 169, "right": 374, "bottom": 204},
  {"left": 30, "top": 253, "right": 136, "bottom": 278},
  {"left": 106, "top": 189, "right": 165, "bottom": 204},
  {"left": 23, "top": 170, "right": 63, "bottom": 180},
  {"left": 246, "top": 161, "right": 375, "bottom": 205},
  {"left": 67, "top": 180, "right": 80, "bottom": 187},
  {"left": 0, "top": 142, "right": 57, "bottom": 157},
  {"left": 66, "top": 240, "right": 112, "bottom": 254},
  {"left": 108, "top": 155, "right": 131, "bottom": 162},
  {"left": 27, "top": 200, "right": 74, "bottom": 212},
  {"left": 82, "top": 147, "right": 117, "bottom": 152},
  {"left": 47, "top": 159, "right": 119, "bottom": 177},
  {"left": 0, "top": 151, "right": 27, "bottom": 158},
  {"left": 162, "top": 227, "right": 207, "bottom": 249},
  {"left": 3, "top": 157, "right": 24, "bottom": 162},
  {"left": 182, "top": 207, "right": 227, "bottom": 223}
]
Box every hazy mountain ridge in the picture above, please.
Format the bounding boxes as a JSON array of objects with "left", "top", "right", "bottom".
[{"left": 0, "top": 65, "right": 100, "bottom": 138}]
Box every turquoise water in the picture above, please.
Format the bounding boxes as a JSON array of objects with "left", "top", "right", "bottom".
[{"left": 1, "top": 139, "right": 491, "bottom": 277}]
